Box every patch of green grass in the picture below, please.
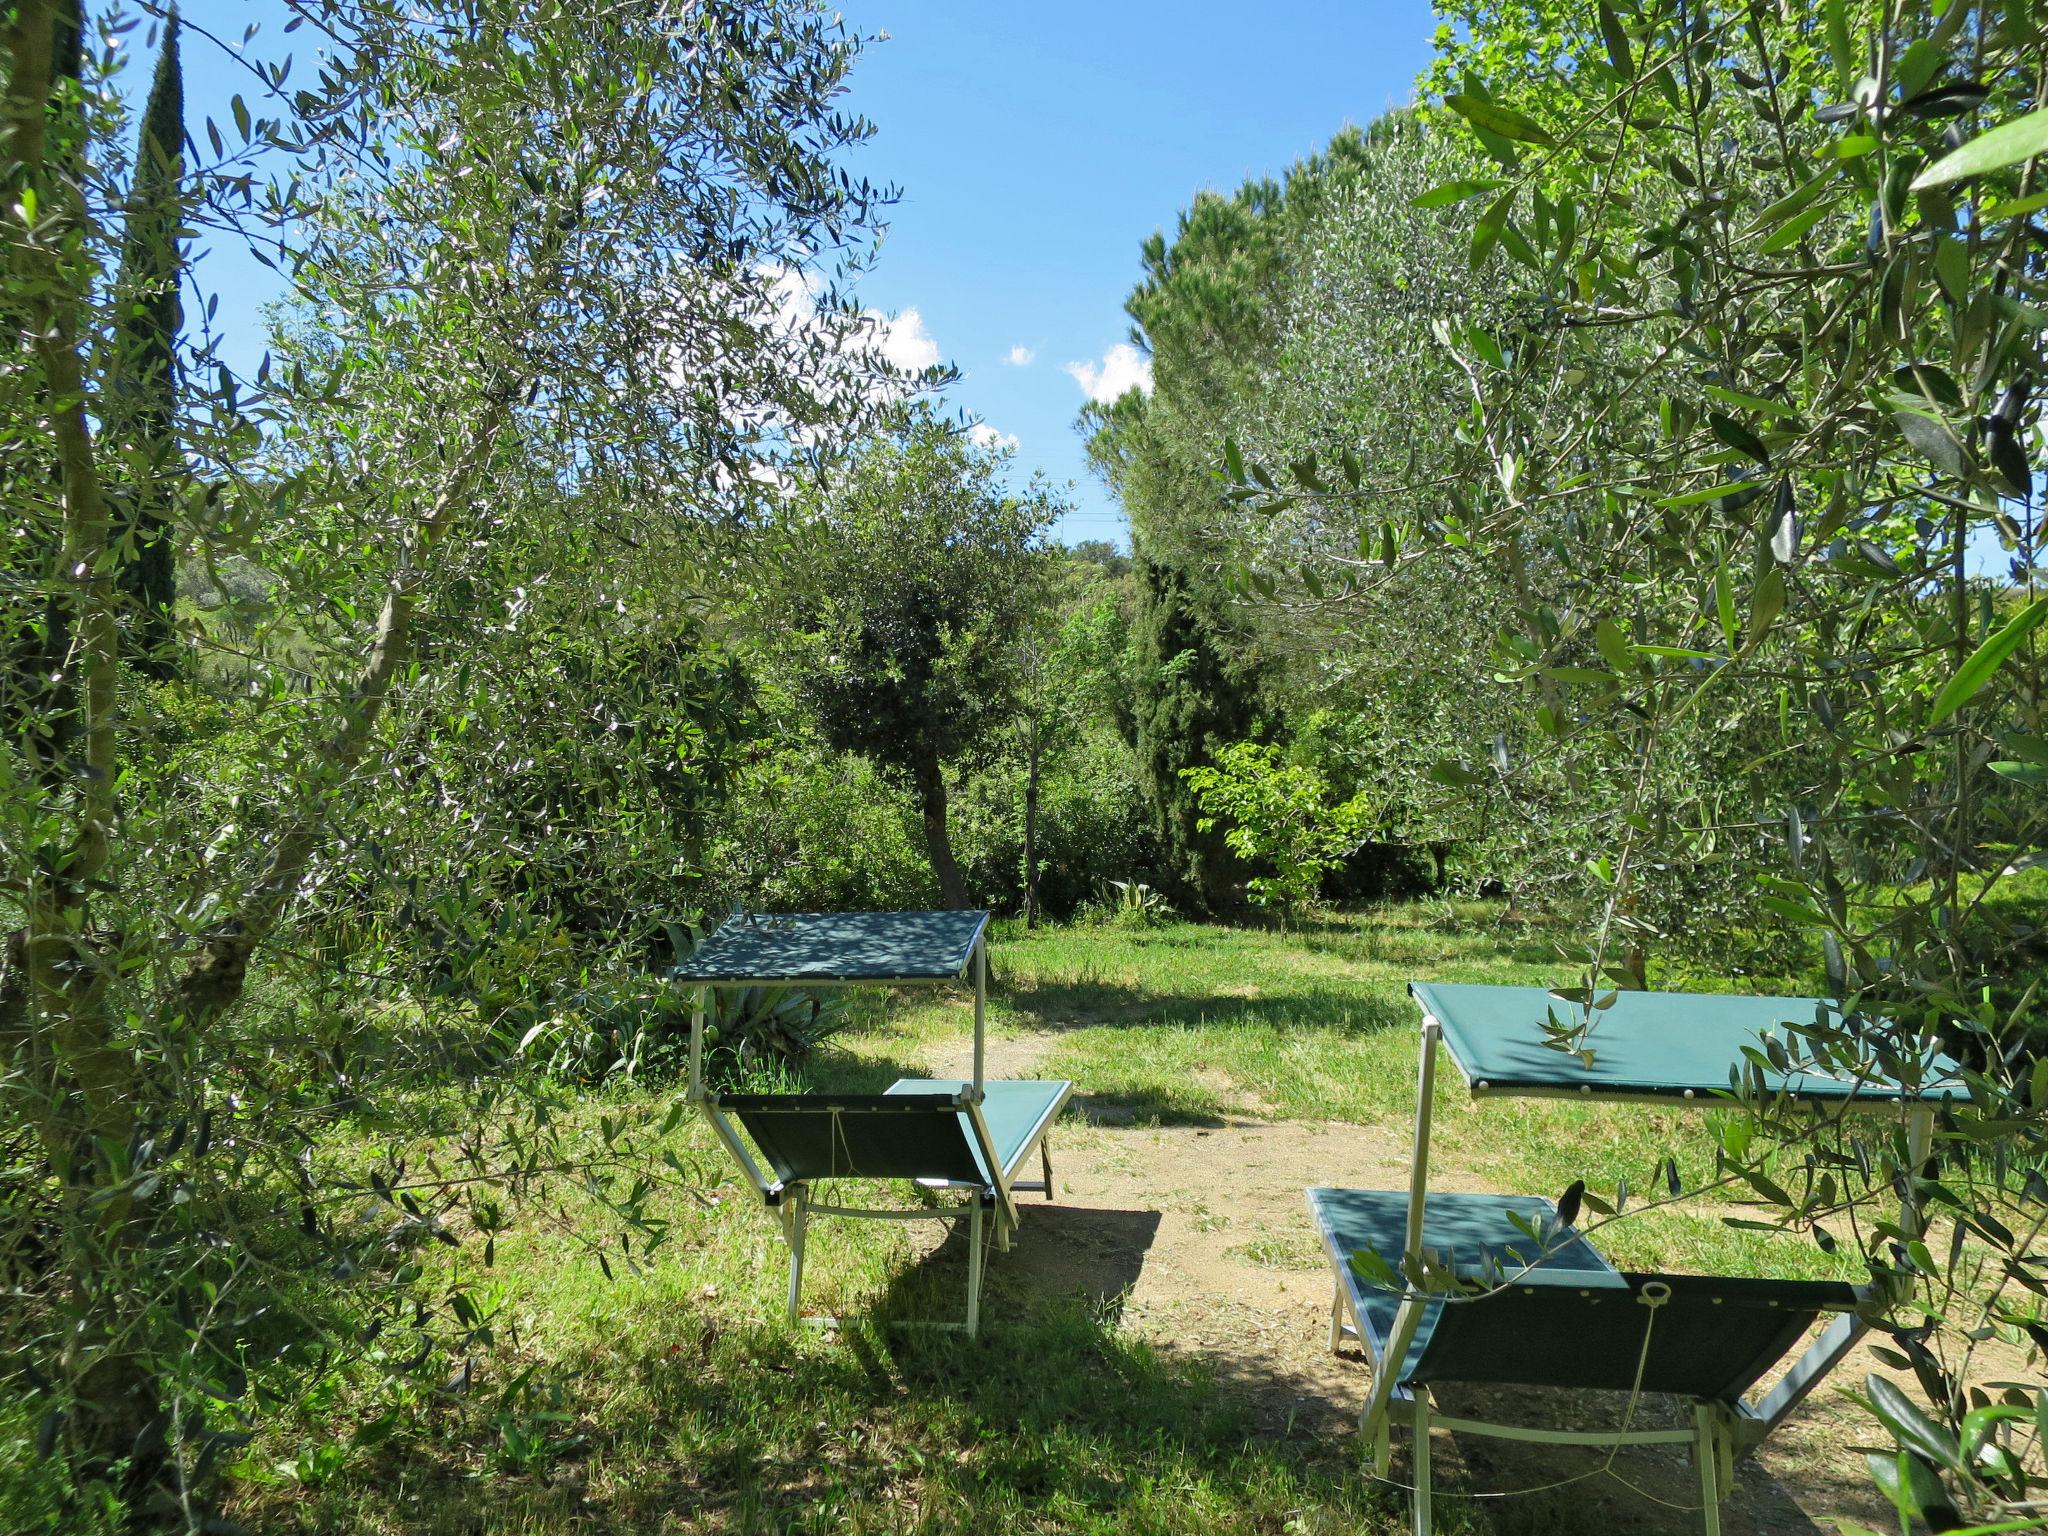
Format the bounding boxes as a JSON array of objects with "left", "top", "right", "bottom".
[
  {"left": 204, "top": 899, "right": 1869, "bottom": 1532},
  {"left": 997, "top": 911, "right": 1850, "bottom": 1282},
  {"left": 1228, "top": 1233, "right": 1323, "bottom": 1270},
  {"left": 227, "top": 1107, "right": 1407, "bottom": 1534}
]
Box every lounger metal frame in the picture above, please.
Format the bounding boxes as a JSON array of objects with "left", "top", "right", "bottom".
[
  {"left": 705, "top": 1079, "right": 1066, "bottom": 1335},
  {"left": 1324, "top": 1003, "right": 1939, "bottom": 1536},
  {"left": 681, "top": 925, "right": 1066, "bottom": 1336}
]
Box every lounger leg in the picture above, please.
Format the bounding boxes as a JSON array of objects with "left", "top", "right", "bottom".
[
  {"left": 786, "top": 1188, "right": 808, "bottom": 1326},
  {"left": 1410, "top": 1396, "right": 1432, "bottom": 1536},
  {"left": 1694, "top": 1404, "right": 1722, "bottom": 1536},
  {"left": 1362, "top": 1398, "right": 1390, "bottom": 1473},
  {"left": 966, "top": 1200, "right": 985, "bottom": 1338}
]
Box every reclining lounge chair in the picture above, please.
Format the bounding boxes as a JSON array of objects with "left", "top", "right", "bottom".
[
  {"left": 676, "top": 910, "right": 1072, "bottom": 1336},
  {"left": 1308, "top": 1187, "right": 1866, "bottom": 1536},
  {"left": 1310, "top": 982, "right": 1963, "bottom": 1536}
]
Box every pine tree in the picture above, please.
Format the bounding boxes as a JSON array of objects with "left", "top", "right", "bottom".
[{"left": 108, "top": 8, "right": 184, "bottom": 678}]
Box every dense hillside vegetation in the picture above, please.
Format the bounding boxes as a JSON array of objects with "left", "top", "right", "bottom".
[{"left": 2, "top": 0, "right": 2044, "bottom": 1530}]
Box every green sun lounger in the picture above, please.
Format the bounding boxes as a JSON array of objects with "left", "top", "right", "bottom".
[
  {"left": 675, "top": 911, "right": 1072, "bottom": 1336},
  {"left": 1312, "top": 983, "right": 1961, "bottom": 1536},
  {"left": 714, "top": 1077, "right": 1070, "bottom": 1333},
  {"left": 1307, "top": 1188, "right": 1866, "bottom": 1535}
]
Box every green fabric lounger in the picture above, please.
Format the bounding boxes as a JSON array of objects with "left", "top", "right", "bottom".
[
  {"left": 676, "top": 911, "right": 1072, "bottom": 1338},
  {"left": 1408, "top": 981, "right": 1965, "bottom": 1104},
  {"left": 1311, "top": 980, "right": 1936, "bottom": 1536},
  {"left": 719, "top": 1079, "right": 1071, "bottom": 1194},
  {"left": 1307, "top": 1188, "right": 1864, "bottom": 1536},
  {"left": 713, "top": 1077, "right": 1072, "bottom": 1334}
]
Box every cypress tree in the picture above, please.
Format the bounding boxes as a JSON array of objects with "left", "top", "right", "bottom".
[
  {"left": 53, "top": 0, "right": 82, "bottom": 80},
  {"left": 108, "top": 8, "right": 184, "bottom": 678},
  {"left": 1130, "top": 546, "right": 1263, "bottom": 915},
  {"left": 5, "top": 0, "right": 90, "bottom": 773}
]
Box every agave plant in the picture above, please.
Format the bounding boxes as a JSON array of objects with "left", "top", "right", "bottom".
[
  {"left": 1094, "top": 878, "right": 1170, "bottom": 927},
  {"left": 517, "top": 974, "right": 846, "bottom": 1085},
  {"left": 661, "top": 920, "right": 847, "bottom": 1078},
  {"left": 700, "top": 983, "right": 848, "bottom": 1070}
]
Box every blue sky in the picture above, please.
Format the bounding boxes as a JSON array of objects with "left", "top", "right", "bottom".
[
  {"left": 828, "top": 3, "right": 1442, "bottom": 545},
  {"left": 144, "top": 2, "right": 1443, "bottom": 546}
]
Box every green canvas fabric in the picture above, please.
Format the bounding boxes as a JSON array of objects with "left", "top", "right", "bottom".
[
  {"left": 888, "top": 1078, "right": 1073, "bottom": 1183},
  {"left": 1308, "top": 1188, "right": 1620, "bottom": 1392},
  {"left": 1410, "top": 1271, "right": 1859, "bottom": 1401},
  {"left": 719, "top": 1079, "right": 1070, "bottom": 1194},
  {"left": 673, "top": 910, "right": 990, "bottom": 983},
  {"left": 1307, "top": 1188, "right": 1861, "bottom": 1400},
  {"left": 1410, "top": 981, "right": 1965, "bottom": 1103},
  {"left": 718, "top": 1092, "right": 988, "bottom": 1187}
]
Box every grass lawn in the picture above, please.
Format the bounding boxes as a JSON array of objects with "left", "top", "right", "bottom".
[{"left": 217, "top": 902, "right": 1880, "bottom": 1535}]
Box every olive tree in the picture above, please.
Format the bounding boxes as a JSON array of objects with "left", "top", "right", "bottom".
[
  {"left": 1, "top": 0, "right": 897, "bottom": 1515},
  {"left": 787, "top": 408, "right": 1060, "bottom": 909},
  {"left": 1230, "top": 0, "right": 2048, "bottom": 1518}
]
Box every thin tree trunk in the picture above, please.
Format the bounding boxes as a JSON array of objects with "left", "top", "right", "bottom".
[
  {"left": 171, "top": 392, "right": 516, "bottom": 1022},
  {"left": 6, "top": 0, "right": 161, "bottom": 1482},
  {"left": 914, "top": 756, "right": 970, "bottom": 910},
  {"left": 1023, "top": 719, "right": 1041, "bottom": 928},
  {"left": 169, "top": 170, "right": 591, "bottom": 1027}
]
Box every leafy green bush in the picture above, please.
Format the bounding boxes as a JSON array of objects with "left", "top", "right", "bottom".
[
  {"left": 701, "top": 744, "right": 935, "bottom": 913},
  {"left": 1077, "top": 878, "right": 1172, "bottom": 928},
  {"left": 1181, "top": 741, "right": 1371, "bottom": 922},
  {"left": 513, "top": 969, "right": 846, "bottom": 1087}
]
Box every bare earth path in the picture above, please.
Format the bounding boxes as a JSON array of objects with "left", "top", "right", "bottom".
[{"left": 919, "top": 1028, "right": 1892, "bottom": 1536}]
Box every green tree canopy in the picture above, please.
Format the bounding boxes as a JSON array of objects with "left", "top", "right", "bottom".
[
  {"left": 789, "top": 408, "right": 1061, "bottom": 908},
  {"left": 1219, "top": 1, "right": 2048, "bottom": 1517}
]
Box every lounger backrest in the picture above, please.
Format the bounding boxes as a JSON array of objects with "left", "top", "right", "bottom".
[
  {"left": 1414, "top": 1271, "right": 1863, "bottom": 1402},
  {"left": 717, "top": 1092, "right": 989, "bottom": 1188}
]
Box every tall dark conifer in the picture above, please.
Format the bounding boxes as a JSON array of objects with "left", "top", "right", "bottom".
[
  {"left": 5, "top": 0, "right": 89, "bottom": 771},
  {"left": 108, "top": 8, "right": 184, "bottom": 678},
  {"left": 1130, "top": 546, "right": 1263, "bottom": 915}
]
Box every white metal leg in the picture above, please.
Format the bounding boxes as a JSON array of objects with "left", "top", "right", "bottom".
[
  {"left": 1411, "top": 1395, "right": 1432, "bottom": 1536},
  {"left": 687, "top": 986, "right": 706, "bottom": 1100},
  {"left": 1328, "top": 1283, "right": 1344, "bottom": 1352},
  {"left": 1696, "top": 1404, "right": 1722, "bottom": 1536},
  {"left": 1359, "top": 1020, "right": 1443, "bottom": 1452},
  {"left": 786, "top": 1188, "right": 808, "bottom": 1325},
  {"left": 972, "top": 938, "right": 986, "bottom": 1094},
  {"left": 966, "top": 1201, "right": 985, "bottom": 1337},
  {"left": 1365, "top": 1397, "right": 1391, "bottom": 1472}
]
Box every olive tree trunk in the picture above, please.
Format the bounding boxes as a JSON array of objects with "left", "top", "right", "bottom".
[{"left": 913, "top": 755, "right": 971, "bottom": 910}]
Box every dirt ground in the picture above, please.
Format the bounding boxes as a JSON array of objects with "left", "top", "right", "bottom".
[{"left": 915, "top": 1028, "right": 1900, "bottom": 1536}]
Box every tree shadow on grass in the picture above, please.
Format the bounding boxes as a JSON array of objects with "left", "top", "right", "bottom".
[
  {"left": 1068, "top": 1086, "right": 1231, "bottom": 1128},
  {"left": 262, "top": 1177, "right": 1844, "bottom": 1536},
  {"left": 1291, "top": 925, "right": 1568, "bottom": 972},
  {"left": 999, "top": 979, "right": 1414, "bottom": 1039},
  {"left": 876, "top": 1201, "right": 1162, "bottom": 1328},
  {"left": 274, "top": 1266, "right": 1388, "bottom": 1535}
]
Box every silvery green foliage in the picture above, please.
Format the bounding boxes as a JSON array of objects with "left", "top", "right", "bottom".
[
  {"left": 1228, "top": 0, "right": 2048, "bottom": 1518},
  {"left": 2, "top": 0, "right": 902, "bottom": 1515}
]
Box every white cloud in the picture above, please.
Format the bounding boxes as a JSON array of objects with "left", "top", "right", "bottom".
[
  {"left": 873, "top": 306, "right": 940, "bottom": 375},
  {"left": 968, "top": 421, "right": 1019, "bottom": 453},
  {"left": 751, "top": 265, "right": 946, "bottom": 406},
  {"left": 1004, "top": 344, "right": 1036, "bottom": 367},
  {"left": 1065, "top": 342, "right": 1153, "bottom": 404}
]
